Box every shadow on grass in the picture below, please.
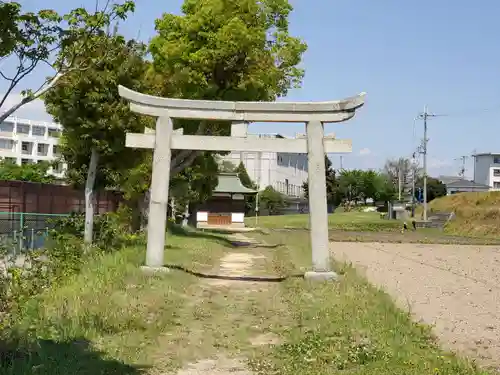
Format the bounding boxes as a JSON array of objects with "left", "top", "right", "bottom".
[
  {"left": 0, "top": 337, "right": 147, "bottom": 375},
  {"left": 167, "top": 222, "right": 235, "bottom": 247},
  {"left": 164, "top": 264, "right": 304, "bottom": 282},
  {"left": 167, "top": 222, "right": 283, "bottom": 248}
]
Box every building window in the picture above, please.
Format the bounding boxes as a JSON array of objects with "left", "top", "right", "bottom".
[
  {"left": 21, "top": 158, "right": 31, "bottom": 165},
  {"left": 17, "top": 124, "right": 29, "bottom": 134},
  {"left": 38, "top": 143, "right": 49, "bottom": 155},
  {"left": 48, "top": 128, "right": 60, "bottom": 138},
  {"left": 494, "top": 182, "right": 500, "bottom": 189},
  {"left": 494, "top": 169, "right": 500, "bottom": 177},
  {"left": 0, "top": 122, "right": 14, "bottom": 133},
  {"left": 21, "top": 142, "right": 32, "bottom": 154},
  {"left": 52, "top": 145, "right": 59, "bottom": 155},
  {"left": 0, "top": 139, "right": 13, "bottom": 150},
  {"left": 32, "top": 126, "right": 45, "bottom": 136}
]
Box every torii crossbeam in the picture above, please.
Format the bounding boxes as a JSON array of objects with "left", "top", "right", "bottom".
[{"left": 119, "top": 85, "right": 365, "bottom": 280}]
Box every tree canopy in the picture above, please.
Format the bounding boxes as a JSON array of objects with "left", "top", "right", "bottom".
[
  {"left": 415, "top": 176, "right": 447, "bottom": 203},
  {"left": 0, "top": 1, "right": 135, "bottom": 122},
  {"left": 303, "top": 160, "right": 396, "bottom": 206},
  {"left": 43, "top": 36, "right": 150, "bottom": 189},
  {"left": 148, "top": 0, "right": 307, "bottom": 174},
  {"left": 0, "top": 160, "right": 54, "bottom": 183}
]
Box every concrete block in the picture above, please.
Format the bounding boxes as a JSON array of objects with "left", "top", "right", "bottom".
[{"left": 304, "top": 271, "right": 339, "bottom": 281}]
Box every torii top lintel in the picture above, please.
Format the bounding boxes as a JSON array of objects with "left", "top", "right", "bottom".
[{"left": 118, "top": 85, "right": 366, "bottom": 123}]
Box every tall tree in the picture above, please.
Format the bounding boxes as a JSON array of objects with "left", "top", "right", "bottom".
[
  {"left": 148, "top": 0, "right": 307, "bottom": 174},
  {"left": 43, "top": 36, "right": 150, "bottom": 244},
  {"left": 0, "top": 1, "right": 135, "bottom": 122},
  {"left": 383, "top": 157, "right": 419, "bottom": 198},
  {"left": 234, "top": 162, "right": 257, "bottom": 213}
]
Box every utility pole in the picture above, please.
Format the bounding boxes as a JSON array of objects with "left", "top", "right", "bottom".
[
  {"left": 472, "top": 149, "right": 477, "bottom": 182},
  {"left": 456, "top": 155, "right": 468, "bottom": 178},
  {"left": 411, "top": 151, "right": 418, "bottom": 217},
  {"left": 417, "top": 106, "right": 436, "bottom": 222},
  {"left": 398, "top": 159, "right": 402, "bottom": 201}
]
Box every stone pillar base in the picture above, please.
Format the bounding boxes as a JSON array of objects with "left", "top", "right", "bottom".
[
  {"left": 140, "top": 265, "right": 170, "bottom": 275},
  {"left": 304, "top": 271, "right": 338, "bottom": 281}
]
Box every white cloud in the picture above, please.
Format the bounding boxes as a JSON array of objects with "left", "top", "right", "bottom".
[
  {"left": 358, "top": 147, "right": 371, "bottom": 156},
  {"left": 0, "top": 94, "right": 52, "bottom": 121}
]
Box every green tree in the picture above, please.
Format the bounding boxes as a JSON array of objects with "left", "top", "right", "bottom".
[
  {"left": 0, "top": 160, "right": 54, "bottom": 183},
  {"left": 259, "top": 186, "right": 287, "bottom": 215},
  {"left": 415, "top": 176, "right": 447, "bottom": 202},
  {"left": 219, "top": 160, "right": 237, "bottom": 173},
  {"left": 234, "top": 162, "right": 257, "bottom": 213},
  {"left": 0, "top": 1, "right": 135, "bottom": 122},
  {"left": 235, "top": 162, "right": 256, "bottom": 190},
  {"left": 302, "top": 156, "right": 341, "bottom": 205},
  {"left": 337, "top": 169, "right": 365, "bottom": 203},
  {"left": 148, "top": 0, "right": 307, "bottom": 173},
  {"left": 44, "top": 36, "right": 150, "bottom": 244},
  {"left": 373, "top": 173, "right": 396, "bottom": 203}
]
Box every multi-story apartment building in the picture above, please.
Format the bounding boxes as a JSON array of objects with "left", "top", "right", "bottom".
[
  {"left": 473, "top": 152, "right": 500, "bottom": 190},
  {"left": 0, "top": 117, "right": 67, "bottom": 177},
  {"left": 222, "top": 133, "right": 308, "bottom": 198}
]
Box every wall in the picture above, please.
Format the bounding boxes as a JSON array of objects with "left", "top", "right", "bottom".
[
  {"left": 222, "top": 147, "right": 308, "bottom": 197},
  {"left": 474, "top": 155, "right": 493, "bottom": 186},
  {"left": 0, "top": 180, "right": 122, "bottom": 214}
]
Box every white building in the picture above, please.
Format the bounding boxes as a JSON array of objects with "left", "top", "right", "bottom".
[
  {"left": 473, "top": 152, "right": 500, "bottom": 190},
  {"left": 222, "top": 133, "right": 308, "bottom": 198},
  {"left": 0, "top": 117, "right": 67, "bottom": 177}
]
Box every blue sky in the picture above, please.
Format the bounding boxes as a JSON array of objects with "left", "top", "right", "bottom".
[{"left": 2, "top": 0, "right": 500, "bottom": 177}]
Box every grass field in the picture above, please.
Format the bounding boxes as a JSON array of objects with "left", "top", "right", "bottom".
[
  {"left": 424, "top": 191, "right": 500, "bottom": 238},
  {"left": 1, "top": 228, "right": 490, "bottom": 374},
  {"left": 246, "top": 211, "right": 402, "bottom": 231}
]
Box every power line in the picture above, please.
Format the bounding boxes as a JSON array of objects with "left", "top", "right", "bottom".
[{"left": 425, "top": 105, "right": 500, "bottom": 118}]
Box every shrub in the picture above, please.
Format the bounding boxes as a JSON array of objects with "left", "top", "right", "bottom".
[
  {"left": 49, "top": 206, "right": 136, "bottom": 249},
  {"left": 0, "top": 206, "right": 142, "bottom": 336}
]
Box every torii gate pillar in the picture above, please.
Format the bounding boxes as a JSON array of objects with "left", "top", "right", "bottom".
[{"left": 119, "top": 86, "right": 365, "bottom": 280}]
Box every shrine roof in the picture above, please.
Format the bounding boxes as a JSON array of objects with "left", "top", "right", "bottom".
[{"left": 214, "top": 173, "right": 257, "bottom": 194}]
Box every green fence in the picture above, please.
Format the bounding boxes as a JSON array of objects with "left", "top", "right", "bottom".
[{"left": 0, "top": 212, "right": 70, "bottom": 255}]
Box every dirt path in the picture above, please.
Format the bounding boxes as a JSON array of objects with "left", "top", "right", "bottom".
[
  {"left": 330, "top": 241, "right": 500, "bottom": 370},
  {"left": 153, "top": 235, "right": 284, "bottom": 375}
]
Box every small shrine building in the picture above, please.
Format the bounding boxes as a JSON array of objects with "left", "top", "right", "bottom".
[{"left": 196, "top": 173, "right": 257, "bottom": 228}]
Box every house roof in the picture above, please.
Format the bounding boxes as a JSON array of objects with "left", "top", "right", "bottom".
[
  {"left": 446, "top": 180, "right": 490, "bottom": 189},
  {"left": 214, "top": 173, "right": 257, "bottom": 194},
  {"left": 473, "top": 152, "right": 500, "bottom": 157},
  {"left": 439, "top": 175, "right": 464, "bottom": 185}
]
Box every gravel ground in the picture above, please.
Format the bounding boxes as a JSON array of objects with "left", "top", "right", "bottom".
[{"left": 330, "top": 241, "right": 500, "bottom": 370}]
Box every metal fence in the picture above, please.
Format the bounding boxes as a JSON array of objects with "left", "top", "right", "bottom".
[{"left": 0, "top": 212, "right": 69, "bottom": 255}]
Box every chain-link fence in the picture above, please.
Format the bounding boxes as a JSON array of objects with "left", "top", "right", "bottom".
[{"left": 0, "top": 212, "right": 70, "bottom": 255}]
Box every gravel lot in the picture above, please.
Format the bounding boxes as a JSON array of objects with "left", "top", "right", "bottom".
[{"left": 330, "top": 241, "right": 500, "bottom": 370}]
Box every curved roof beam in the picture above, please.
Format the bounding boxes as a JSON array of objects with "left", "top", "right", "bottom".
[{"left": 118, "top": 86, "right": 366, "bottom": 123}]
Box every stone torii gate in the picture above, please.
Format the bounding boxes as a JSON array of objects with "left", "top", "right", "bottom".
[{"left": 118, "top": 85, "right": 365, "bottom": 280}]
